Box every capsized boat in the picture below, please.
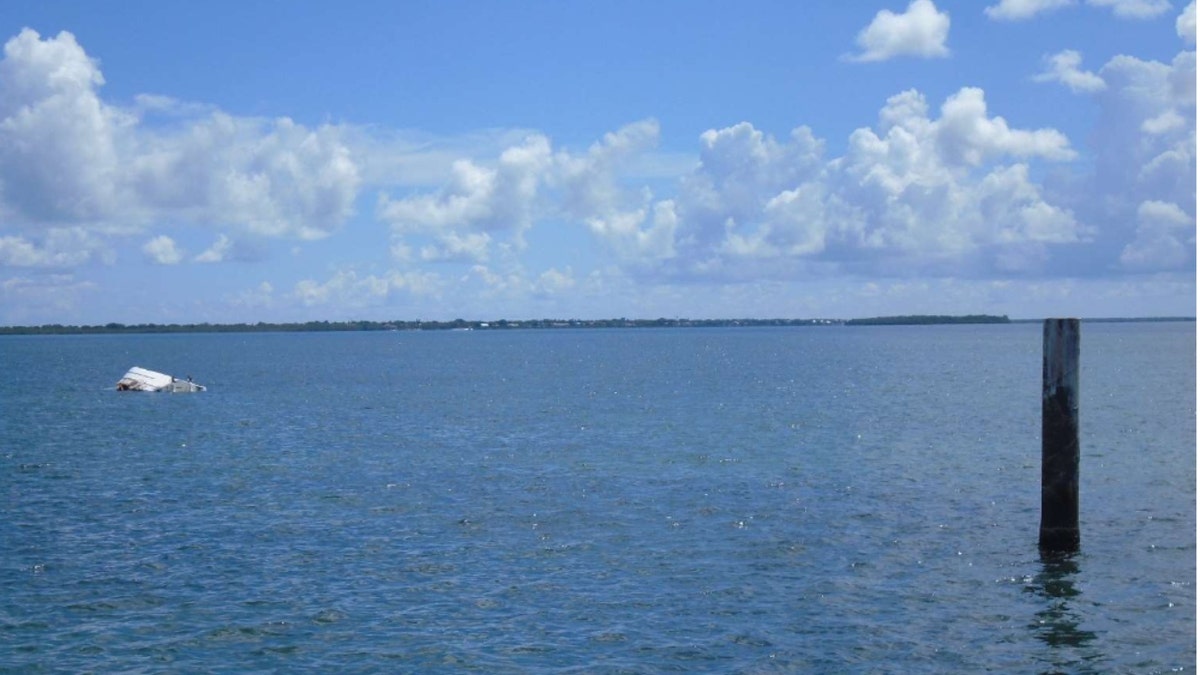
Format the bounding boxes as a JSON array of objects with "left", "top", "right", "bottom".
[{"left": 116, "top": 366, "right": 206, "bottom": 392}]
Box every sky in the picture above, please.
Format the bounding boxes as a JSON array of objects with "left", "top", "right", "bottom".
[{"left": 0, "top": 0, "right": 1195, "bottom": 324}]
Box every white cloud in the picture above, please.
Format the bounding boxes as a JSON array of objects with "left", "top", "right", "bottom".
[
  {"left": 378, "top": 120, "right": 672, "bottom": 267},
  {"left": 1045, "top": 43, "right": 1197, "bottom": 278},
  {"left": 1092, "top": 51, "right": 1196, "bottom": 215},
  {"left": 194, "top": 234, "right": 232, "bottom": 263},
  {"left": 380, "top": 134, "right": 551, "bottom": 235},
  {"left": 676, "top": 123, "right": 826, "bottom": 259},
  {"left": 0, "top": 29, "right": 129, "bottom": 224},
  {"left": 935, "top": 87, "right": 1077, "bottom": 164},
  {"left": 556, "top": 119, "right": 678, "bottom": 263},
  {"left": 535, "top": 266, "right": 576, "bottom": 294},
  {"left": 1179, "top": 1, "right": 1197, "bottom": 45},
  {"left": 848, "top": 0, "right": 951, "bottom": 63},
  {"left": 985, "top": 0, "right": 1076, "bottom": 21},
  {"left": 464, "top": 265, "right": 560, "bottom": 308},
  {"left": 1086, "top": 0, "right": 1173, "bottom": 19},
  {"left": 634, "top": 86, "right": 1085, "bottom": 281},
  {"left": 349, "top": 126, "right": 545, "bottom": 189},
  {"left": 831, "top": 97, "right": 1083, "bottom": 259},
  {"left": 0, "top": 237, "right": 46, "bottom": 267},
  {"left": 130, "top": 114, "right": 360, "bottom": 240},
  {"left": 419, "top": 231, "right": 493, "bottom": 263},
  {"left": 1034, "top": 50, "right": 1108, "bottom": 93},
  {"left": 558, "top": 119, "right": 660, "bottom": 221},
  {"left": 393, "top": 84, "right": 1088, "bottom": 286},
  {"left": 986, "top": 0, "right": 1178, "bottom": 20},
  {"left": 0, "top": 29, "right": 361, "bottom": 243},
  {"left": 760, "top": 184, "right": 835, "bottom": 257},
  {"left": 0, "top": 20, "right": 1192, "bottom": 323},
  {"left": 294, "top": 270, "right": 384, "bottom": 307},
  {"left": 142, "top": 235, "right": 183, "bottom": 265},
  {"left": 1120, "top": 200, "right": 1195, "bottom": 269},
  {"left": 584, "top": 197, "right": 680, "bottom": 263},
  {"left": 1141, "top": 109, "right": 1187, "bottom": 133},
  {"left": 292, "top": 268, "right": 441, "bottom": 310},
  {"left": 0, "top": 228, "right": 109, "bottom": 267}
]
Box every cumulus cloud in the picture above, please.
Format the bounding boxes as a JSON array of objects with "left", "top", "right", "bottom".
[
  {"left": 557, "top": 120, "right": 660, "bottom": 222},
  {"left": 0, "top": 28, "right": 129, "bottom": 224},
  {"left": 824, "top": 89, "right": 1082, "bottom": 264},
  {"left": 389, "top": 84, "right": 1091, "bottom": 284},
  {"left": 620, "top": 87, "right": 1084, "bottom": 281},
  {"left": 935, "top": 88, "right": 1077, "bottom": 164},
  {"left": 1120, "top": 200, "right": 1195, "bottom": 269},
  {"left": 1086, "top": 0, "right": 1173, "bottom": 19},
  {"left": 376, "top": 134, "right": 552, "bottom": 270},
  {"left": 367, "top": 41, "right": 1192, "bottom": 288},
  {"left": 1091, "top": 50, "right": 1196, "bottom": 214},
  {"left": 142, "top": 235, "right": 183, "bottom": 265},
  {"left": 558, "top": 120, "right": 678, "bottom": 263},
  {"left": 985, "top": 0, "right": 1075, "bottom": 21},
  {"left": 377, "top": 120, "right": 671, "bottom": 267},
  {"left": 1027, "top": 36, "right": 1195, "bottom": 278},
  {"left": 1180, "top": 1, "right": 1197, "bottom": 45},
  {"left": 848, "top": 0, "right": 951, "bottom": 63},
  {"left": 1034, "top": 50, "right": 1108, "bottom": 93},
  {"left": 0, "top": 29, "right": 361, "bottom": 250},
  {"left": 583, "top": 198, "right": 679, "bottom": 264},
  {"left": 378, "top": 134, "right": 550, "bottom": 235},
  {"left": 671, "top": 123, "right": 828, "bottom": 267},
  {"left": 2, "top": 18, "right": 1192, "bottom": 322},
  {"left": 130, "top": 114, "right": 360, "bottom": 240}
]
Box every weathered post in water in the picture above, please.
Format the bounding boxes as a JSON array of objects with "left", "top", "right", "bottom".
[{"left": 1040, "top": 318, "right": 1080, "bottom": 553}]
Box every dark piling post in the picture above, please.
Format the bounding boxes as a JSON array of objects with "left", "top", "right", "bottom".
[{"left": 1040, "top": 318, "right": 1080, "bottom": 553}]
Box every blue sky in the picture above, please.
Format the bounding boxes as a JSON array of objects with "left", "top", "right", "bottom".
[{"left": 0, "top": 0, "right": 1194, "bottom": 324}]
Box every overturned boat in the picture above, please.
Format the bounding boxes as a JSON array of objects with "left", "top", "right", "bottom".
[{"left": 116, "top": 366, "right": 206, "bottom": 392}]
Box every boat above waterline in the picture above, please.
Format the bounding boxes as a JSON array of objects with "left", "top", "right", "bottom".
[{"left": 116, "top": 366, "right": 206, "bottom": 392}]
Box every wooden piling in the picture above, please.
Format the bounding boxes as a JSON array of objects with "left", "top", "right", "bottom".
[{"left": 1040, "top": 318, "right": 1080, "bottom": 553}]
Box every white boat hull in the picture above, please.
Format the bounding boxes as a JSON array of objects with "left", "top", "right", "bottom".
[{"left": 116, "top": 366, "right": 206, "bottom": 392}]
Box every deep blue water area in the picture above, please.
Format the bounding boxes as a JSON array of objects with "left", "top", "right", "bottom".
[{"left": 2, "top": 323, "right": 1194, "bottom": 672}]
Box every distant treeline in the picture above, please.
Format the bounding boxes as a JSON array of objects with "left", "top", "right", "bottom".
[
  {"left": 845, "top": 314, "right": 1011, "bottom": 326},
  {"left": 0, "top": 317, "right": 841, "bottom": 335},
  {"left": 2, "top": 314, "right": 1190, "bottom": 335}
]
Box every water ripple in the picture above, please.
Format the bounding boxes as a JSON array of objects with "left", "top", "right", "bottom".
[{"left": 1, "top": 325, "right": 1193, "bottom": 672}]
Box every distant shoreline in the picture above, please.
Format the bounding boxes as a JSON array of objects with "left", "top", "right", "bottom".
[
  {"left": 844, "top": 314, "right": 1010, "bottom": 326},
  {"left": 0, "top": 315, "right": 1192, "bottom": 335}
]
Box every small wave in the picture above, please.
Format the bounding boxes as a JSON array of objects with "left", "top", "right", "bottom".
[{"left": 311, "top": 608, "right": 346, "bottom": 624}]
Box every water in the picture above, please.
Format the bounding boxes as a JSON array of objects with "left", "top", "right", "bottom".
[{"left": 2, "top": 323, "right": 1194, "bottom": 672}]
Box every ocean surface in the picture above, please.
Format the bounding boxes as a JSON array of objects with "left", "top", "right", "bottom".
[{"left": 2, "top": 322, "right": 1194, "bottom": 673}]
